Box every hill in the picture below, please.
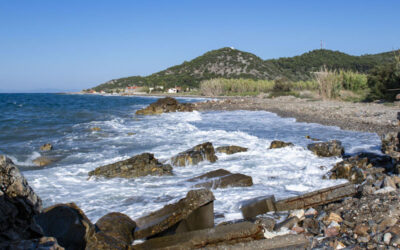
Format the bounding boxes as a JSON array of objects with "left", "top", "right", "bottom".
[{"left": 91, "top": 48, "right": 397, "bottom": 91}]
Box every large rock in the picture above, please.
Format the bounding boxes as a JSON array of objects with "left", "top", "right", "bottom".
[
  {"left": 0, "top": 155, "right": 43, "bottom": 243},
  {"left": 307, "top": 140, "right": 344, "bottom": 157},
  {"left": 269, "top": 140, "right": 294, "bottom": 149},
  {"left": 134, "top": 222, "right": 264, "bottom": 249},
  {"left": 216, "top": 145, "right": 248, "bottom": 155},
  {"left": 135, "top": 97, "right": 194, "bottom": 115},
  {"left": 188, "top": 169, "right": 253, "bottom": 189},
  {"left": 1, "top": 237, "right": 64, "bottom": 250},
  {"left": 40, "top": 143, "right": 53, "bottom": 151},
  {"left": 95, "top": 212, "right": 136, "bottom": 245},
  {"left": 88, "top": 153, "right": 172, "bottom": 179},
  {"left": 134, "top": 189, "right": 215, "bottom": 239},
  {"left": 33, "top": 156, "right": 54, "bottom": 167},
  {"left": 171, "top": 142, "right": 218, "bottom": 166}
]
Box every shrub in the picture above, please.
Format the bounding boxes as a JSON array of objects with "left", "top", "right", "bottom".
[
  {"left": 313, "top": 66, "right": 342, "bottom": 99},
  {"left": 366, "top": 61, "right": 400, "bottom": 101},
  {"left": 340, "top": 70, "right": 368, "bottom": 91},
  {"left": 273, "top": 77, "right": 292, "bottom": 92}
]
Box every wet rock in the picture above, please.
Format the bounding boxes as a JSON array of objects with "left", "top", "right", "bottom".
[
  {"left": 269, "top": 140, "right": 294, "bottom": 149},
  {"left": 135, "top": 97, "right": 194, "bottom": 115},
  {"left": 189, "top": 169, "right": 253, "bottom": 189},
  {"left": 95, "top": 212, "right": 136, "bottom": 245},
  {"left": 171, "top": 142, "right": 218, "bottom": 166},
  {"left": 1, "top": 237, "right": 64, "bottom": 250},
  {"left": 127, "top": 132, "right": 136, "bottom": 136},
  {"left": 307, "top": 140, "right": 344, "bottom": 157},
  {"left": 40, "top": 143, "right": 53, "bottom": 151},
  {"left": 274, "top": 216, "right": 299, "bottom": 231},
  {"left": 88, "top": 153, "right": 172, "bottom": 179},
  {"left": 0, "top": 155, "right": 43, "bottom": 243},
  {"left": 134, "top": 189, "right": 215, "bottom": 239},
  {"left": 254, "top": 217, "right": 276, "bottom": 231},
  {"left": 90, "top": 127, "right": 101, "bottom": 131},
  {"left": 306, "top": 135, "right": 320, "bottom": 141},
  {"left": 240, "top": 195, "right": 276, "bottom": 219},
  {"left": 134, "top": 222, "right": 264, "bottom": 249},
  {"left": 33, "top": 156, "right": 54, "bottom": 167},
  {"left": 216, "top": 145, "right": 248, "bottom": 154},
  {"left": 85, "top": 231, "right": 128, "bottom": 250}
]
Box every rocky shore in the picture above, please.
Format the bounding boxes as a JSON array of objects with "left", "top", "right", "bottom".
[{"left": 1, "top": 97, "right": 400, "bottom": 249}]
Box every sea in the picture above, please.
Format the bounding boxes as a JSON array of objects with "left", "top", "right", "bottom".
[{"left": 0, "top": 93, "right": 382, "bottom": 223}]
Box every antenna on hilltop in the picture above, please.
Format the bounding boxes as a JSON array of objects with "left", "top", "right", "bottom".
[{"left": 320, "top": 40, "right": 323, "bottom": 50}]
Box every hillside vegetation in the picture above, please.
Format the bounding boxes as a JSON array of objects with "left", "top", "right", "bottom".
[{"left": 91, "top": 47, "right": 398, "bottom": 92}]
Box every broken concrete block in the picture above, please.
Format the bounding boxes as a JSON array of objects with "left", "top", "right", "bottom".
[
  {"left": 134, "top": 189, "right": 215, "bottom": 239},
  {"left": 190, "top": 170, "right": 253, "bottom": 189},
  {"left": 240, "top": 195, "right": 276, "bottom": 219},
  {"left": 274, "top": 216, "right": 299, "bottom": 231},
  {"left": 134, "top": 222, "right": 264, "bottom": 249}
]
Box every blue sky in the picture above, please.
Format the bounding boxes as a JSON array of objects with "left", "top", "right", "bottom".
[{"left": 0, "top": 0, "right": 399, "bottom": 92}]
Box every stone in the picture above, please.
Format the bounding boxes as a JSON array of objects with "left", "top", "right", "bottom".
[
  {"left": 134, "top": 189, "right": 215, "bottom": 239},
  {"left": 85, "top": 231, "right": 128, "bottom": 250},
  {"left": 302, "top": 218, "right": 320, "bottom": 235},
  {"left": 325, "top": 226, "right": 339, "bottom": 237},
  {"left": 325, "top": 212, "right": 343, "bottom": 223},
  {"left": 216, "top": 145, "right": 248, "bottom": 154},
  {"left": 354, "top": 224, "right": 369, "bottom": 236},
  {"left": 305, "top": 207, "right": 318, "bottom": 218},
  {"left": 382, "top": 176, "right": 397, "bottom": 189},
  {"left": 95, "top": 212, "right": 136, "bottom": 245},
  {"left": 90, "top": 127, "right": 101, "bottom": 131},
  {"left": 384, "top": 232, "right": 392, "bottom": 245},
  {"left": 274, "top": 216, "right": 299, "bottom": 231},
  {"left": 307, "top": 140, "right": 344, "bottom": 157},
  {"left": 134, "top": 222, "right": 264, "bottom": 249},
  {"left": 0, "top": 155, "right": 43, "bottom": 243},
  {"left": 187, "top": 169, "right": 231, "bottom": 182},
  {"left": 254, "top": 217, "right": 276, "bottom": 231},
  {"left": 0, "top": 237, "right": 64, "bottom": 250},
  {"left": 289, "top": 209, "right": 305, "bottom": 220},
  {"left": 127, "top": 132, "right": 136, "bottom": 136},
  {"left": 306, "top": 135, "right": 320, "bottom": 141},
  {"left": 88, "top": 153, "right": 172, "bottom": 179},
  {"left": 191, "top": 171, "right": 253, "bottom": 189},
  {"left": 33, "top": 156, "right": 54, "bottom": 167},
  {"left": 269, "top": 140, "right": 294, "bottom": 149},
  {"left": 378, "top": 217, "right": 398, "bottom": 232},
  {"left": 171, "top": 142, "right": 218, "bottom": 166},
  {"left": 135, "top": 97, "right": 194, "bottom": 115},
  {"left": 40, "top": 143, "right": 53, "bottom": 151},
  {"left": 291, "top": 226, "right": 305, "bottom": 234},
  {"left": 240, "top": 195, "right": 276, "bottom": 219}
]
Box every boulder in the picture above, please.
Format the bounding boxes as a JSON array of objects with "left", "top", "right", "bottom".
[
  {"left": 90, "top": 127, "right": 101, "bottom": 132},
  {"left": 307, "top": 140, "right": 344, "bottom": 157},
  {"left": 171, "top": 142, "right": 218, "bottom": 166},
  {"left": 269, "top": 140, "right": 294, "bottom": 149},
  {"left": 33, "top": 156, "right": 54, "bottom": 167},
  {"left": 188, "top": 169, "right": 253, "bottom": 189},
  {"left": 134, "top": 222, "right": 264, "bottom": 249},
  {"left": 95, "top": 212, "right": 136, "bottom": 245},
  {"left": 40, "top": 143, "right": 53, "bottom": 151},
  {"left": 0, "top": 155, "right": 43, "bottom": 243},
  {"left": 0, "top": 237, "right": 64, "bottom": 250},
  {"left": 88, "top": 153, "right": 172, "bottom": 179},
  {"left": 216, "top": 145, "right": 248, "bottom": 155},
  {"left": 135, "top": 97, "right": 194, "bottom": 115},
  {"left": 134, "top": 189, "right": 215, "bottom": 239}
]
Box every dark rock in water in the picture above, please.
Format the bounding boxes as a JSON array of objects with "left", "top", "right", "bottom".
[
  {"left": 34, "top": 203, "right": 93, "bottom": 250},
  {"left": 171, "top": 142, "right": 218, "bottom": 166},
  {"left": 95, "top": 212, "right": 136, "bottom": 245},
  {"left": 88, "top": 153, "right": 172, "bottom": 179},
  {"left": 216, "top": 145, "right": 248, "bottom": 154},
  {"left": 90, "top": 127, "right": 101, "bottom": 132},
  {"left": 306, "top": 135, "right": 320, "bottom": 141},
  {"left": 189, "top": 169, "right": 253, "bottom": 189},
  {"left": 307, "top": 140, "right": 344, "bottom": 157},
  {"left": 0, "top": 155, "right": 43, "bottom": 243},
  {"left": 33, "top": 156, "right": 54, "bottom": 167},
  {"left": 1, "top": 237, "right": 64, "bottom": 250},
  {"left": 135, "top": 97, "right": 194, "bottom": 115},
  {"left": 134, "top": 222, "right": 264, "bottom": 249},
  {"left": 134, "top": 189, "right": 215, "bottom": 239},
  {"left": 40, "top": 143, "right": 53, "bottom": 151},
  {"left": 269, "top": 140, "right": 294, "bottom": 149}
]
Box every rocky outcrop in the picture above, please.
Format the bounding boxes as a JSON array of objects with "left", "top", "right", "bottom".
[
  {"left": 171, "top": 142, "right": 218, "bottom": 166},
  {"left": 216, "top": 145, "right": 248, "bottom": 155},
  {"left": 95, "top": 212, "right": 136, "bottom": 245},
  {"left": 135, "top": 97, "right": 194, "bottom": 115},
  {"left": 307, "top": 140, "right": 344, "bottom": 157},
  {"left": 40, "top": 143, "right": 53, "bottom": 151},
  {"left": 88, "top": 153, "right": 172, "bottom": 179},
  {"left": 134, "top": 189, "right": 215, "bottom": 239},
  {"left": 0, "top": 155, "right": 43, "bottom": 243},
  {"left": 188, "top": 169, "right": 253, "bottom": 189},
  {"left": 33, "top": 156, "right": 54, "bottom": 167},
  {"left": 269, "top": 140, "right": 294, "bottom": 149}
]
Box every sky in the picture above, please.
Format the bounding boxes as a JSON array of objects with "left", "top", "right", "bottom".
[{"left": 0, "top": 0, "right": 399, "bottom": 92}]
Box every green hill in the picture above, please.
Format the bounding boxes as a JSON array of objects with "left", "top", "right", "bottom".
[{"left": 91, "top": 47, "right": 397, "bottom": 91}]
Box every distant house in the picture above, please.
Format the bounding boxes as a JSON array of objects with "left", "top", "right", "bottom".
[{"left": 168, "top": 88, "right": 178, "bottom": 93}]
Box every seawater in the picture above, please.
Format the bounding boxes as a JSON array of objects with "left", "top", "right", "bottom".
[{"left": 0, "top": 93, "right": 381, "bottom": 223}]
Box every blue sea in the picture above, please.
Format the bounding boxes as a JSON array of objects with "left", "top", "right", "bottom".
[{"left": 0, "top": 93, "right": 381, "bottom": 223}]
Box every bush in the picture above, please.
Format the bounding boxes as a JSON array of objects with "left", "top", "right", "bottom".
[
  {"left": 313, "top": 66, "right": 342, "bottom": 99},
  {"left": 366, "top": 62, "right": 400, "bottom": 101},
  {"left": 340, "top": 71, "right": 368, "bottom": 91},
  {"left": 200, "top": 78, "right": 274, "bottom": 96},
  {"left": 273, "top": 77, "right": 292, "bottom": 92}
]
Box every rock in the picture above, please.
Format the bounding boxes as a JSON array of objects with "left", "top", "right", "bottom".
[
  {"left": 382, "top": 176, "right": 397, "bottom": 189},
  {"left": 325, "top": 212, "right": 343, "bottom": 223},
  {"left": 240, "top": 195, "right": 276, "bottom": 219},
  {"left": 216, "top": 145, "right": 248, "bottom": 155},
  {"left": 289, "top": 209, "right": 305, "bottom": 220},
  {"left": 384, "top": 232, "right": 392, "bottom": 245},
  {"left": 135, "top": 97, "right": 194, "bottom": 115},
  {"left": 307, "top": 140, "right": 344, "bottom": 157},
  {"left": 306, "top": 135, "right": 320, "bottom": 141},
  {"left": 305, "top": 207, "right": 318, "bottom": 218},
  {"left": 0, "top": 155, "right": 43, "bottom": 243},
  {"left": 189, "top": 169, "right": 253, "bottom": 189},
  {"left": 33, "top": 156, "right": 54, "bottom": 167},
  {"left": 134, "top": 189, "right": 215, "bottom": 239},
  {"left": 302, "top": 218, "right": 320, "bottom": 235},
  {"left": 269, "top": 140, "right": 294, "bottom": 149},
  {"left": 85, "top": 231, "right": 128, "bottom": 250},
  {"left": 274, "top": 216, "right": 299, "bottom": 231},
  {"left": 354, "top": 224, "right": 369, "bottom": 237},
  {"left": 1, "top": 237, "right": 64, "bottom": 250},
  {"left": 325, "top": 226, "right": 339, "bottom": 237},
  {"left": 134, "top": 222, "right": 264, "bottom": 249},
  {"left": 381, "top": 132, "right": 400, "bottom": 162},
  {"left": 95, "top": 212, "right": 136, "bottom": 245},
  {"left": 88, "top": 153, "right": 172, "bottom": 179},
  {"left": 34, "top": 203, "right": 93, "bottom": 249},
  {"left": 90, "top": 127, "right": 101, "bottom": 131},
  {"left": 254, "top": 217, "right": 276, "bottom": 231},
  {"left": 378, "top": 217, "right": 398, "bottom": 232},
  {"left": 40, "top": 143, "right": 53, "bottom": 151},
  {"left": 171, "top": 142, "right": 218, "bottom": 166},
  {"left": 127, "top": 132, "right": 136, "bottom": 136}
]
